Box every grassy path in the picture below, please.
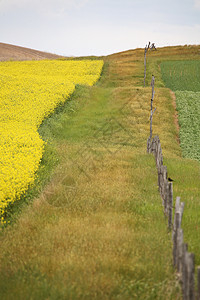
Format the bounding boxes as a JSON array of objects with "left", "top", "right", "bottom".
[{"left": 1, "top": 46, "right": 200, "bottom": 299}]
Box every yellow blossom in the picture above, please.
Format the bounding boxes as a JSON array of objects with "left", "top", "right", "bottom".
[{"left": 0, "top": 59, "right": 104, "bottom": 224}]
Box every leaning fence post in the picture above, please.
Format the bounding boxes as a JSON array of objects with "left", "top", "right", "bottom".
[{"left": 144, "top": 45, "right": 147, "bottom": 87}]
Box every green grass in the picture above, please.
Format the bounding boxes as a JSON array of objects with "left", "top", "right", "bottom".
[{"left": 161, "top": 60, "right": 200, "bottom": 92}]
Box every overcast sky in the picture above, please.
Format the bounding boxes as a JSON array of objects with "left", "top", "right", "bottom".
[{"left": 0, "top": 0, "right": 200, "bottom": 56}]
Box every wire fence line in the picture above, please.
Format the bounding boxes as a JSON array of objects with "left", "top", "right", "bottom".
[
  {"left": 144, "top": 54, "right": 200, "bottom": 297},
  {"left": 147, "top": 135, "right": 200, "bottom": 299},
  {"left": 147, "top": 96, "right": 200, "bottom": 299}
]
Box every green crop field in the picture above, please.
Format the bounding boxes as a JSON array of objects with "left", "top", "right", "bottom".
[
  {"left": 161, "top": 60, "right": 200, "bottom": 161},
  {"left": 161, "top": 60, "right": 200, "bottom": 92},
  {"left": 176, "top": 91, "right": 200, "bottom": 160}
]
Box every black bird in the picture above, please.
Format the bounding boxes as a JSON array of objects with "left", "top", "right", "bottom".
[{"left": 168, "top": 177, "right": 174, "bottom": 182}]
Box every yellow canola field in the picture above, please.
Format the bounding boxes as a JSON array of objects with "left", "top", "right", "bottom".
[{"left": 0, "top": 59, "right": 104, "bottom": 223}]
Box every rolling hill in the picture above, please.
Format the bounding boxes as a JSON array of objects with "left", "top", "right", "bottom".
[{"left": 0, "top": 42, "right": 64, "bottom": 61}]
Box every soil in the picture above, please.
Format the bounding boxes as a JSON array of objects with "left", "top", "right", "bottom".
[{"left": 0, "top": 42, "right": 64, "bottom": 61}]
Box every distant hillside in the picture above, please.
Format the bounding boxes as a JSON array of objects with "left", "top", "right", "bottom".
[{"left": 0, "top": 43, "right": 64, "bottom": 61}]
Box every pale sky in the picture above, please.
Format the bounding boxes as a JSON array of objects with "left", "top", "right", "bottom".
[{"left": 0, "top": 0, "right": 200, "bottom": 56}]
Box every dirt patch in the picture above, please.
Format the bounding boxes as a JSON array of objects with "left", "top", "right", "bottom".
[{"left": 0, "top": 42, "right": 64, "bottom": 61}]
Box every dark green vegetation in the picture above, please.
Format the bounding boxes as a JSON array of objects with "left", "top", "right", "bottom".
[
  {"left": 161, "top": 60, "right": 200, "bottom": 92},
  {"left": 175, "top": 91, "right": 200, "bottom": 160},
  {"left": 161, "top": 60, "right": 200, "bottom": 161},
  {"left": 1, "top": 45, "right": 200, "bottom": 299}
]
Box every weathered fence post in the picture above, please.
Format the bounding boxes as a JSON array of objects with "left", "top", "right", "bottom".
[
  {"left": 144, "top": 45, "right": 147, "bottom": 87},
  {"left": 177, "top": 228, "right": 183, "bottom": 274},
  {"left": 144, "top": 42, "right": 156, "bottom": 87},
  {"left": 150, "top": 75, "right": 156, "bottom": 141},
  {"left": 197, "top": 266, "right": 200, "bottom": 300},
  {"left": 151, "top": 137, "right": 156, "bottom": 155},
  {"left": 186, "top": 252, "right": 195, "bottom": 300},
  {"left": 173, "top": 210, "right": 180, "bottom": 266},
  {"left": 153, "top": 136, "right": 159, "bottom": 158},
  {"left": 159, "top": 165, "right": 164, "bottom": 199},
  {"left": 180, "top": 202, "right": 185, "bottom": 226},
  {"left": 156, "top": 140, "right": 162, "bottom": 169},
  {"left": 147, "top": 136, "right": 151, "bottom": 153},
  {"left": 151, "top": 75, "right": 155, "bottom": 103},
  {"left": 164, "top": 178, "right": 169, "bottom": 215},
  {"left": 160, "top": 165, "right": 167, "bottom": 203},
  {"left": 172, "top": 197, "right": 183, "bottom": 264},
  {"left": 147, "top": 76, "right": 156, "bottom": 153},
  {"left": 182, "top": 243, "right": 188, "bottom": 300},
  {"left": 172, "top": 197, "right": 180, "bottom": 232},
  {"left": 168, "top": 182, "right": 173, "bottom": 229}
]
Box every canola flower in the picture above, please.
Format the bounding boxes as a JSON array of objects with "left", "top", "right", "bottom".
[{"left": 0, "top": 59, "right": 104, "bottom": 224}]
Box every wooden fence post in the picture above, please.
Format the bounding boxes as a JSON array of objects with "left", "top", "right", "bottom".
[
  {"left": 151, "top": 75, "right": 155, "bottom": 102},
  {"left": 173, "top": 210, "right": 180, "bottom": 266},
  {"left": 172, "top": 197, "right": 182, "bottom": 262},
  {"left": 186, "top": 252, "right": 195, "bottom": 300},
  {"left": 153, "top": 136, "right": 158, "bottom": 158},
  {"left": 159, "top": 165, "right": 164, "bottom": 199},
  {"left": 156, "top": 141, "right": 162, "bottom": 169},
  {"left": 151, "top": 137, "right": 156, "bottom": 155},
  {"left": 147, "top": 136, "right": 151, "bottom": 153},
  {"left": 175, "top": 196, "right": 180, "bottom": 210},
  {"left": 147, "top": 76, "right": 156, "bottom": 151},
  {"left": 154, "top": 136, "right": 160, "bottom": 156},
  {"left": 164, "top": 178, "right": 169, "bottom": 215},
  {"left": 182, "top": 243, "right": 188, "bottom": 300},
  {"left": 180, "top": 202, "right": 185, "bottom": 226},
  {"left": 144, "top": 45, "right": 147, "bottom": 87},
  {"left": 177, "top": 228, "right": 183, "bottom": 274},
  {"left": 197, "top": 266, "right": 200, "bottom": 300},
  {"left": 168, "top": 182, "right": 173, "bottom": 229},
  {"left": 173, "top": 198, "right": 184, "bottom": 229},
  {"left": 150, "top": 75, "right": 156, "bottom": 140},
  {"left": 160, "top": 165, "right": 167, "bottom": 203}
]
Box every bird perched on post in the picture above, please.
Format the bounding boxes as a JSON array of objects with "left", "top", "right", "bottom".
[{"left": 168, "top": 177, "right": 174, "bottom": 182}]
